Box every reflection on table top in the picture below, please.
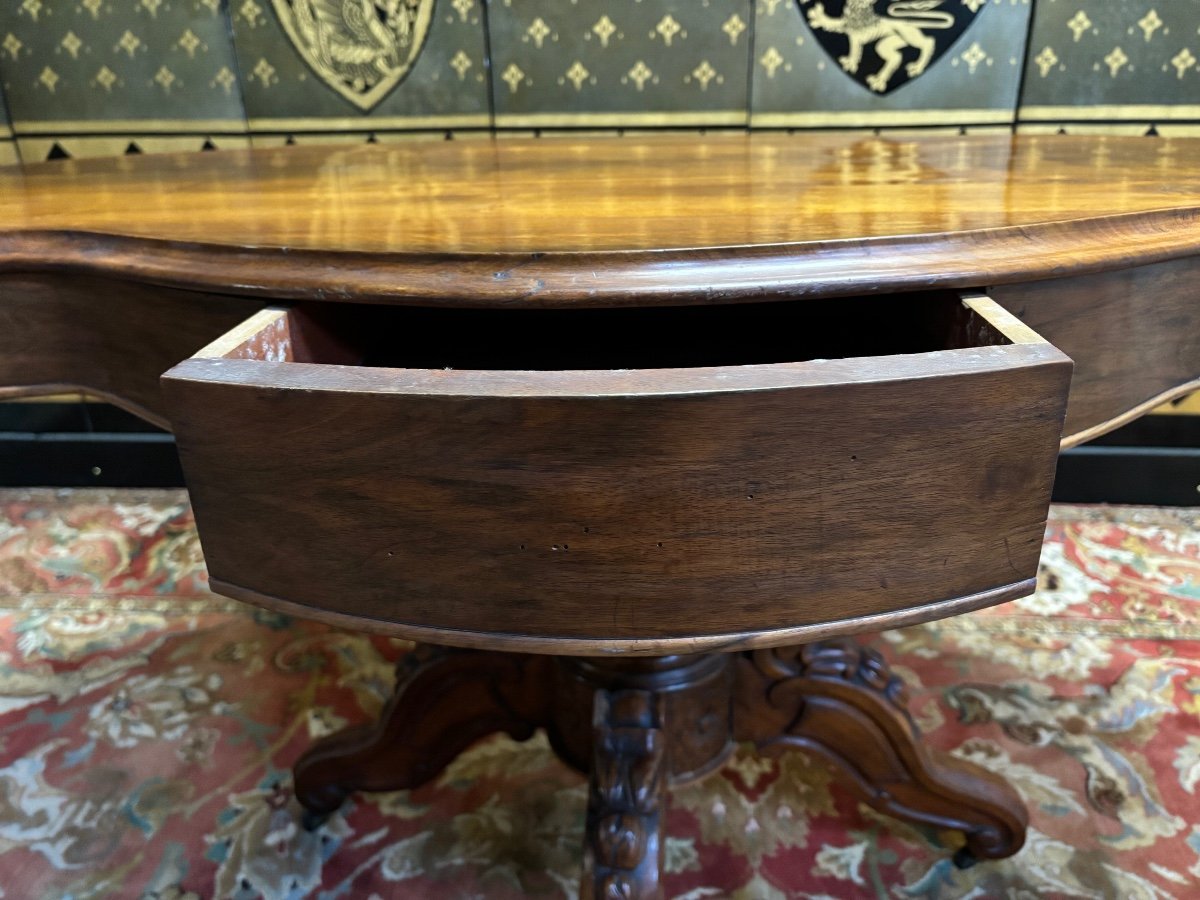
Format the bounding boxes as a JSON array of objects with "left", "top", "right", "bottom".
[{"left": 1, "top": 133, "right": 1198, "bottom": 255}]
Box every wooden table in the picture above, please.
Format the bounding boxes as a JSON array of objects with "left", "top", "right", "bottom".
[{"left": 2, "top": 134, "right": 1198, "bottom": 898}]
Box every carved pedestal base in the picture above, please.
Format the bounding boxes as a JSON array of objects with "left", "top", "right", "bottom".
[
  {"left": 294, "top": 641, "right": 1027, "bottom": 898},
  {"left": 293, "top": 646, "right": 555, "bottom": 828},
  {"left": 732, "top": 640, "right": 1027, "bottom": 868}
]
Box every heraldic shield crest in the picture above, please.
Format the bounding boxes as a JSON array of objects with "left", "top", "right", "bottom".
[
  {"left": 799, "top": 0, "right": 982, "bottom": 94},
  {"left": 272, "top": 0, "right": 435, "bottom": 110}
]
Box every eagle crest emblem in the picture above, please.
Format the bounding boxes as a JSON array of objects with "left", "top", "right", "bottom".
[
  {"left": 799, "top": 0, "right": 980, "bottom": 94},
  {"left": 272, "top": 0, "right": 434, "bottom": 110}
]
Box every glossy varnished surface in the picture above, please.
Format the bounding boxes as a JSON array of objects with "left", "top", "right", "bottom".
[
  {"left": 2, "top": 134, "right": 1198, "bottom": 448},
  {"left": 2, "top": 134, "right": 1198, "bottom": 255}
]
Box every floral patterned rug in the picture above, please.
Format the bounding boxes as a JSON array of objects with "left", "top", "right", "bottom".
[{"left": 1, "top": 490, "right": 1199, "bottom": 899}]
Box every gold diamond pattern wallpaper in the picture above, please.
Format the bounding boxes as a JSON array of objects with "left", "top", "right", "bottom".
[
  {"left": 488, "top": 0, "right": 753, "bottom": 129},
  {"left": 0, "top": 0, "right": 249, "bottom": 160},
  {"left": 1019, "top": 0, "right": 1200, "bottom": 135},
  {"left": 0, "top": 0, "right": 1197, "bottom": 163}
]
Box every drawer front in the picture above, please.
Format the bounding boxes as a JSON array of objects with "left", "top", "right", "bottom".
[{"left": 162, "top": 294, "right": 1072, "bottom": 654}]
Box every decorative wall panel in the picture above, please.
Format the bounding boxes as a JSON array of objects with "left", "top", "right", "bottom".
[
  {"left": 1018, "top": 0, "right": 1200, "bottom": 136},
  {"left": 229, "top": 0, "right": 490, "bottom": 142},
  {"left": 0, "top": 2, "right": 1189, "bottom": 157},
  {"left": 0, "top": 0, "right": 248, "bottom": 161},
  {"left": 751, "top": 0, "right": 1033, "bottom": 130},
  {"left": 487, "top": 0, "right": 753, "bottom": 129}
]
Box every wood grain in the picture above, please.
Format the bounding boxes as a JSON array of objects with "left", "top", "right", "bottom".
[
  {"left": 0, "top": 274, "right": 260, "bottom": 426},
  {"left": 990, "top": 257, "right": 1200, "bottom": 445},
  {"left": 163, "top": 296, "right": 1071, "bottom": 654},
  {"left": 0, "top": 135, "right": 1197, "bottom": 306},
  {"left": 3, "top": 134, "right": 1196, "bottom": 254}
]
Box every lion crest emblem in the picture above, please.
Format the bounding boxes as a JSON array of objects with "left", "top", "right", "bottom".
[
  {"left": 799, "top": 0, "right": 980, "bottom": 94},
  {"left": 272, "top": 0, "right": 434, "bottom": 110}
]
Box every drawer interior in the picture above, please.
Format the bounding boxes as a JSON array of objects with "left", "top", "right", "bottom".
[{"left": 208, "top": 291, "right": 1020, "bottom": 371}]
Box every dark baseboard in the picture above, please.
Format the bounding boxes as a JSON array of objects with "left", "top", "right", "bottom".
[
  {"left": 0, "top": 401, "right": 184, "bottom": 488},
  {"left": 1, "top": 401, "right": 1198, "bottom": 503},
  {"left": 1054, "top": 414, "right": 1200, "bottom": 506}
]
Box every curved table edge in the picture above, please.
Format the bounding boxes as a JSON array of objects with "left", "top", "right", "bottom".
[
  {"left": 1, "top": 207, "right": 1199, "bottom": 306},
  {"left": 1060, "top": 377, "right": 1200, "bottom": 449},
  {"left": 0, "top": 384, "right": 170, "bottom": 431},
  {"left": 208, "top": 576, "right": 1037, "bottom": 657}
]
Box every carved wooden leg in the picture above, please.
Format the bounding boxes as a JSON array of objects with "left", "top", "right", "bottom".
[
  {"left": 294, "top": 644, "right": 554, "bottom": 828},
  {"left": 582, "top": 687, "right": 667, "bottom": 900},
  {"left": 562, "top": 654, "right": 733, "bottom": 900},
  {"left": 733, "top": 639, "right": 1027, "bottom": 867}
]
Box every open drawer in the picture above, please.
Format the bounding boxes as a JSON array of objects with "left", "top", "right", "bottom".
[{"left": 161, "top": 292, "right": 1072, "bottom": 654}]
